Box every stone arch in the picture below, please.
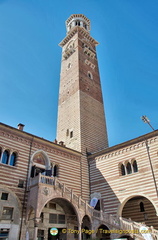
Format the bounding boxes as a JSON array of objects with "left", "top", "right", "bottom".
[
  {"left": 81, "top": 215, "right": 92, "bottom": 239},
  {"left": 96, "top": 224, "right": 110, "bottom": 240},
  {"left": 31, "top": 150, "right": 50, "bottom": 169},
  {"left": 29, "top": 150, "right": 51, "bottom": 178},
  {"left": 0, "top": 185, "right": 22, "bottom": 239},
  {"left": 0, "top": 184, "right": 22, "bottom": 214},
  {"left": 117, "top": 193, "right": 158, "bottom": 217},
  {"left": 118, "top": 194, "right": 158, "bottom": 229},
  {"left": 118, "top": 162, "right": 126, "bottom": 176},
  {"left": 27, "top": 196, "right": 82, "bottom": 240},
  {"left": 37, "top": 196, "right": 81, "bottom": 223}
]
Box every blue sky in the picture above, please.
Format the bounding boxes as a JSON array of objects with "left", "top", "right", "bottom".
[{"left": 0, "top": 0, "right": 158, "bottom": 146}]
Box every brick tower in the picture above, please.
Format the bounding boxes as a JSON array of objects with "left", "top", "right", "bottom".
[{"left": 57, "top": 14, "right": 108, "bottom": 155}]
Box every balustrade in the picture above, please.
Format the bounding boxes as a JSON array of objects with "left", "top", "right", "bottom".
[{"left": 29, "top": 174, "right": 158, "bottom": 239}]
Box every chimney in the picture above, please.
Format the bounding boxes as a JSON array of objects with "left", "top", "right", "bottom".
[
  {"left": 59, "top": 141, "right": 64, "bottom": 146},
  {"left": 54, "top": 139, "right": 58, "bottom": 144},
  {"left": 17, "top": 123, "right": 25, "bottom": 131}
]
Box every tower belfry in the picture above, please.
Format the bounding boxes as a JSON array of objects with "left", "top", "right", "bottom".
[{"left": 57, "top": 14, "right": 108, "bottom": 154}]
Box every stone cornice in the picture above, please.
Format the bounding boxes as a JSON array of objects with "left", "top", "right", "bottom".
[
  {"left": 88, "top": 130, "right": 158, "bottom": 161},
  {"left": 66, "top": 14, "right": 90, "bottom": 25},
  {"left": 59, "top": 27, "right": 98, "bottom": 47},
  {"left": 0, "top": 122, "right": 82, "bottom": 159}
]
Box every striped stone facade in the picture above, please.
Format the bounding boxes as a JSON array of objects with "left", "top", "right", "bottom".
[
  {"left": 0, "top": 14, "right": 158, "bottom": 240},
  {"left": 0, "top": 123, "right": 82, "bottom": 239},
  {"left": 89, "top": 130, "right": 158, "bottom": 229},
  {"left": 57, "top": 15, "right": 108, "bottom": 154}
]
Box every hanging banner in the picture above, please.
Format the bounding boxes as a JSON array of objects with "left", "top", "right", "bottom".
[{"left": 90, "top": 197, "right": 98, "bottom": 208}]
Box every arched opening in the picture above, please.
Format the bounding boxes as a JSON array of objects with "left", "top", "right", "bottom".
[
  {"left": 132, "top": 160, "right": 138, "bottom": 172},
  {"left": 53, "top": 165, "right": 58, "bottom": 177},
  {"left": 140, "top": 201, "right": 145, "bottom": 212},
  {"left": 30, "top": 151, "right": 50, "bottom": 178},
  {"left": 2, "top": 150, "right": 10, "bottom": 164},
  {"left": 10, "top": 152, "right": 16, "bottom": 166},
  {"left": 87, "top": 71, "right": 93, "bottom": 80},
  {"left": 122, "top": 196, "right": 158, "bottom": 229},
  {"left": 126, "top": 162, "right": 132, "bottom": 174},
  {"left": 96, "top": 224, "right": 110, "bottom": 240},
  {"left": 28, "top": 198, "right": 79, "bottom": 240},
  {"left": 67, "top": 62, "right": 71, "bottom": 69},
  {"left": 121, "top": 164, "right": 126, "bottom": 175},
  {"left": 76, "top": 20, "right": 80, "bottom": 26},
  {"left": 82, "top": 215, "right": 91, "bottom": 240}
]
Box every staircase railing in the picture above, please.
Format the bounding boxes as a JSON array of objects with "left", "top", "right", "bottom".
[
  {"left": 29, "top": 174, "right": 158, "bottom": 239},
  {"left": 119, "top": 217, "right": 158, "bottom": 240}
]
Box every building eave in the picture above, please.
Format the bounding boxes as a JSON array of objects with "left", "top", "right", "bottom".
[
  {"left": 59, "top": 27, "right": 99, "bottom": 47},
  {"left": 0, "top": 122, "right": 82, "bottom": 157},
  {"left": 88, "top": 130, "right": 158, "bottom": 159}
]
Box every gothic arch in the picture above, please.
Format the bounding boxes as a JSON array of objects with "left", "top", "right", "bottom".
[
  {"left": 117, "top": 193, "right": 158, "bottom": 217},
  {"left": 81, "top": 214, "right": 92, "bottom": 227},
  {"left": 31, "top": 150, "right": 50, "bottom": 168},
  {"left": 96, "top": 224, "right": 110, "bottom": 240}
]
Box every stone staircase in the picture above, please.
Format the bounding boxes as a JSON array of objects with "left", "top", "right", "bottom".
[{"left": 29, "top": 174, "right": 158, "bottom": 240}]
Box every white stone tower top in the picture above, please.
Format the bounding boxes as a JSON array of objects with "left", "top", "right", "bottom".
[{"left": 66, "top": 14, "right": 90, "bottom": 34}]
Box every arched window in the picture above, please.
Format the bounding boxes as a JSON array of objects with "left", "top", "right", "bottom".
[
  {"left": 87, "top": 71, "right": 93, "bottom": 80},
  {"left": 133, "top": 160, "right": 138, "bottom": 172},
  {"left": 67, "top": 63, "right": 71, "bottom": 69},
  {"left": 53, "top": 165, "right": 58, "bottom": 177},
  {"left": 83, "top": 23, "right": 87, "bottom": 30},
  {"left": 121, "top": 164, "right": 126, "bottom": 176},
  {"left": 76, "top": 20, "right": 80, "bottom": 26},
  {"left": 126, "top": 162, "right": 132, "bottom": 174},
  {"left": 31, "top": 153, "right": 47, "bottom": 177},
  {"left": 10, "top": 152, "right": 16, "bottom": 166},
  {"left": 140, "top": 202, "right": 145, "bottom": 212},
  {"left": 2, "top": 150, "right": 9, "bottom": 164}
]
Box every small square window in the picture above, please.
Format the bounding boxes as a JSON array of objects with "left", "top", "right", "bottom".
[
  {"left": 18, "top": 180, "right": 24, "bottom": 188},
  {"left": 1, "top": 193, "right": 8, "bottom": 200},
  {"left": 58, "top": 214, "right": 65, "bottom": 224},
  {"left": 49, "top": 213, "right": 57, "bottom": 224}
]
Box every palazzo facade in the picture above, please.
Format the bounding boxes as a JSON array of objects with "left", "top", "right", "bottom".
[{"left": 0, "top": 14, "right": 158, "bottom": 240}]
